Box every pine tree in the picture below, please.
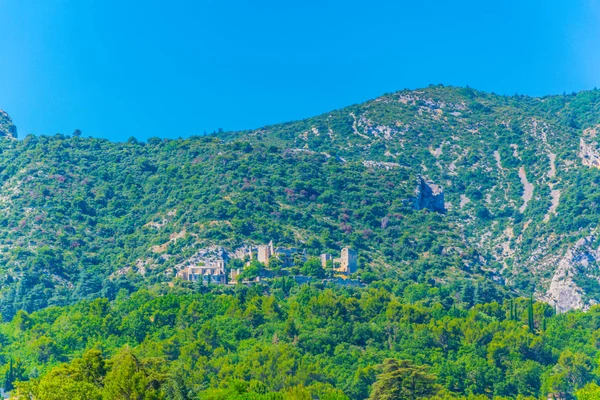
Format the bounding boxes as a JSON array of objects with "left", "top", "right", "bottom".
[
  {"left": 4, "top": 358, "right": 13, "bottom": 392},
  {"left": 369, "top": 359, "right": 437, "bottom": 400},
  {"left": 528, "top": 295, "right": 535, "bottom": 333}
]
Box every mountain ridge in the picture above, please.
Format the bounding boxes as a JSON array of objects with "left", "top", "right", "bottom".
[
  {"left": 217, "top": 84, "right": 600, "bottom": 311},
  {"left": 1, "top": 85, "right": 600, "bottom": 315}
]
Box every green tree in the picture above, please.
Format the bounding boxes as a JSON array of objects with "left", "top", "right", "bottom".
[
  {"left": 369, "top": 359, "right": 437, "bottom": 400},
  {"left": 301, "top": 258, "right": 325, "bottom": 278},
  {"left": 103, "top": 347, "right": 166, "bottom": 400},
  {"left": 72, "top": 349, "right": 108, "bottom": 387},
  {"left": 528, "top": 294, "right": 535, "bottom": 332},
  {"left": 576, "top": 383, "right": 600, "bottom": 400},
  {"left": 14, "top": 364, "right": 101, "bottom": 400},
  {"left": 268, "top": 256, "right": 284, "bottom": 274},
  {"left": 239, "top": 260, "right": 262, "bottom": 281},
  {"left": 4, "top": 358, "right": 13, "bottom": 391},
  {"left": 546, "top": 350, "right": 594, "bottom": 397}
]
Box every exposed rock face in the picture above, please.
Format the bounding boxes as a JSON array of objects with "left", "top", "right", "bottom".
[
  {"left": 414, "top": 176, "right": 445, "bottom": 213},
  {"left": 363, "top": 161, "right": 401, "bottom": 170},
  {"left": 545, "top": 236, "right": 600, "bottom": 313},
  {"left": 518, "top": 167, "right": 534, "bottom": 213},
  {"left": 176, "top": 246, "right": 229, "bottom": 268},
  {"left": 579, "top": 126, "right": 600, "bottom": 167},
  {"left": 0, "top": 110, "right": 17, "bottom": 139}
]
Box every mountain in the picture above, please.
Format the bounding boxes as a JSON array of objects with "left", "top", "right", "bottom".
[
  {"left": 0, "top": 110, "right": 17, "bottom": 139},
  {"left": 2, "top": 86, "right": 600, "bottom": 317}
]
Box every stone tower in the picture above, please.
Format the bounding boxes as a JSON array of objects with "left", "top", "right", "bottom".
[
  {"left": 257, "top": 245, "right": 271, "bottom": 265},
  {"left": 339, "top": 247, "right": 357, "bottom": 274}
]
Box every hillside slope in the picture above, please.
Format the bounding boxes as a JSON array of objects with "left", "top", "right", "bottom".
[
  {"left": 2, "top": 86, "right": 600, "bottom": 315},
  {"left": 222, "top": 86, "right": 600, "bottom": 311}
]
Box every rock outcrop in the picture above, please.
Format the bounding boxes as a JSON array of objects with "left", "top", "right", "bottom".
[
  {"left": 579, "top": 126, "right": 600, "bottom": 168},
  {"left": 176, "top": 246, "right": 229, "bottom": 269},
  {"left": 0, "top": 110, "right": 17, "bottom": 139},
  {"left": 414, "top": 176, "right": 445, "bottom": 213},
  {"left": 545, "top": 236, "right": 600, "bottom": 313}
]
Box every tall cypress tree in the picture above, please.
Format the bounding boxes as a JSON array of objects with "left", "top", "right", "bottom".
[
  {"left": 528, "top": 295, "right": 535, "bottom": 333},
  {"left": 542, "top": 317, "right": 547, "bottom": 332},
  {"left": 4, "top": 358, "right": 13, "bottom": 391}
]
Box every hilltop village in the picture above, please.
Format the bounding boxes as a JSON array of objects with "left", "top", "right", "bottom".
[{"left": 175, "top": 242, "right": 359, "bottom": 286}]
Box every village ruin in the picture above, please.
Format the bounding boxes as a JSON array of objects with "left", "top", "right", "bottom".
[{"left": 176, "top": 242, "right": 358, "bottom": 285}]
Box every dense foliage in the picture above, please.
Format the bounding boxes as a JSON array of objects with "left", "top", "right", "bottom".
[
  {"left": 4, "top": 86, "right": 600, "bottom": 397},
  {"left": 2, "top": 281, "right": 600, "bottom": 399}
]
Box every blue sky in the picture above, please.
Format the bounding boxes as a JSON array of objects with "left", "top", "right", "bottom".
[{"left": 0, "top": 0, "right": 599, "bottom": 141}]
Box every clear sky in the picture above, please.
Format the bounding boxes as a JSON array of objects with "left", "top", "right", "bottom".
[{"left": 0, "top": 0, "right": 599, "bottom": 141}]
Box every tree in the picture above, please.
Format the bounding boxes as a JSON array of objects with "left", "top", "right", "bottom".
[
  {"left": 301, "top": 258, "right": 325, "bottom": 278},
  {"left": 4, "top": 358, "right": 13, "bottom": 391},
  {"left": 4, "top": 358, "right": 26, "bottom": 393},
  {"left": 284, "top": 318, "right": 299, "bottom": 340},
  {"left": 13, "top": 364, "right": 101, "bottom": 400},
  {"left": 576, "top": 383, "right": 600, "bottom": 400},
  {"left": 163, "top": 370, "right": 193, "bottom": 400},
  {"left": 268, "top": 256, "right": 283, "bottom": 274},
  {"left": 284, "top": 385, "right": 312, "bottom": 400},
  {"left": 72, "top": 349, "right": 107, "bottom": 387},
  {"left": 103, "top": 347, "right": 166, "bottom": 400},
  {"left": 369, "top": 359, "right": 437, "bottom": 400},
  {"left": 238, "top": 260, "right": 261, "bottom": 281},
  {"left": 528, "top": 294, "right": 535, "bottom": 332},
  {"left": 13, "top": 310, "right": 31, "bottom": 332},
  {"left": 546, "top": 350, "right": 593, "bottom": 397}
]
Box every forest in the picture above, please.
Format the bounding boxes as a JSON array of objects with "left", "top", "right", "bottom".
[{"left": 0, "top": 278, "right": 599, "bottom": 399}]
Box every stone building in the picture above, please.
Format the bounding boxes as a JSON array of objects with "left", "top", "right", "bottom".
[
  {"left": 274, "top": 247, "right": 304, "bottom": 267},
  {"left": 320, "top": 253, "right": 333, "bottom": 268},
  {"left": 257, "top": 242, "right": 305, "bottom": 267},
  {"left": 322, "top": 247, "right": 358, "bottom": 274},
  {"left": 177, "top": 260, "right": 227, "bottom": 284},
  {"left": 257, "top": 244, "right": 271, "bottom": 264},
  {"left": 229, "top": 268, "right": 242, "bottom": 283},
  {"left": 335, "top": 247, "right": 358, "bottom": 274}
]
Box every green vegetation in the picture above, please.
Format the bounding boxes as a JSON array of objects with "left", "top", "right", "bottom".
[
  {"left": 4, "top": 86, "right": 600, "bottom": 397},
  {"left": 0, "top": 281, "right": 596, "bottom": 398},
  {"left": 0, "top": 87, "right": 600, "bottom": 319},
  {"left": 4, "top": 86, "right": 600, "bottom": 314}
]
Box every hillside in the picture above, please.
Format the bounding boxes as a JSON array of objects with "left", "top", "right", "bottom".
[{"left": 2, "top": 86, "right": 600, "bottom": 317}]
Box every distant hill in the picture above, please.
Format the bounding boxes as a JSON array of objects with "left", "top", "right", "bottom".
[{"left": 3, "top": 85, "right": 600, "bottom": 316}]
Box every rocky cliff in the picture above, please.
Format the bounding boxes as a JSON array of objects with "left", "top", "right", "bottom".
[
  {"left": 414, "top": 176, "right": 445, "bottom": 213},
  {"left": 0, "top": 110, "right": 17, "bottom": 139},
  {"left": 544, "top": 237, "right": 599, "bottom": 312}
]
